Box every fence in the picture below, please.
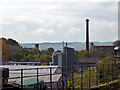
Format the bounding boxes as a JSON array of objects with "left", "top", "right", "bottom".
[{"left": 3, "top": 63, "right": 120, "bottom": 89}]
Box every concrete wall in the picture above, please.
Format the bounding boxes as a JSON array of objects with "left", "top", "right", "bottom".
[
  {"left": 53, "top": 55, "right": 58, "bottom": 65},
  {"left": 57, "top": 47, "right": 74, "bottom": 73}
]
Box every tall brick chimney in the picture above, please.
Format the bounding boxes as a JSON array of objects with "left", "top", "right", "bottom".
[{"left": 86, "top": 19, "right": 89, "bottom": 51}]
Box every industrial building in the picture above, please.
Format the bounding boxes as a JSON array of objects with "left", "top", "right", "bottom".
[{"left": 52, "top": 47, "right": 74, "bottom": 74}]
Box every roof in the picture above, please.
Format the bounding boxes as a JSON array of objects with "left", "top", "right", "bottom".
[
  {"left": 94, "top": 46, "right": 114, "bottom": 47},
  {"left": 9, "top": 61, "right": 41, "bottom": 64},
  {"left": 15, "top": 78, "right": 43, "bottom": 86},
  {"left": 78, "top": 58, "right": 102, "bottom": 64}
]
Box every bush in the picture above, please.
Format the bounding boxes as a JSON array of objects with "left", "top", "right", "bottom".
[
  {"left": 79, "top": 50, "right": 89, "bottom": 58},
  {"left": 98, "top": 57, "right": 117, "bottom": 83}
]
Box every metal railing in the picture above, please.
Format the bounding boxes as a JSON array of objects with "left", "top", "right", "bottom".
[{"left": 4, "top": 63, "right": 120, "bottom": 89}]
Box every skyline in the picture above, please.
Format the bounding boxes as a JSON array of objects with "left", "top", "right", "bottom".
[{"left": 0, "top": 1, "right": 119, "bottom": 43}]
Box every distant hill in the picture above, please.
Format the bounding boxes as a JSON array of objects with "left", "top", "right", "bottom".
[{"left": 20, "top": 42, "right": 113, "bottom": 51}]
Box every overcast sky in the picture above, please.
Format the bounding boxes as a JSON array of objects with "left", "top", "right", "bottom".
[{"left": 0, "top": 0, "right": 119, "bottom": 43}]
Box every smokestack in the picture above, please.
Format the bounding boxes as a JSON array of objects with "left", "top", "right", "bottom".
[{"left": 86, "top": 19, "right": 89, "bottom": 51}]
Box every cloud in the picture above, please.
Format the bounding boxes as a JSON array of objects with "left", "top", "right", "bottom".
[
  {"left": 32, "top": 28, "right": 54, "bottom": 36},
  {"left": 0, "top": 1, "right": 118, "bottom": 42},
  {"left": 90, "top": 20, "right": 117, "bottom": 42},
  {"left": 64, "top": 27, "right": 81, "bottom": 37}
]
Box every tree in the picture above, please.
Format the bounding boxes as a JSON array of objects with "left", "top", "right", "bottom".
[
  {"left": 48, "top": 47, "right": 54, "bottom": 53},
  {"left": 89, "top": 50, "right": 97, "bottom": 57},
  {"left": 27, "top": 54, "right": 34, "bottom": 61},
  {"left": 98, "top": 57, "right": 117, "bottom": 83},
  {"left": 11, "top": 52, "right": 23, "bottom": 61},
  {"left": 34, "top": 54, "right": 41, "bottom": 61},
  {"left": 79, "top": 50, "right": 89, "bottom": 58},
  {"left": 29, "top": 48, "right": 40, "bottom": 55},
  {"left": 40, "top": 47, "right": 54, "bottom": 56},
  {"left": 113, "top": 40, "right": 120, "bottom": 46},
  {"left": 0, "top": 38, "right": 19, "bottom": 46},
  {"left": 38, "top": 54, "right": 52, "bottom": 63},
  {"left": 6, "top": 38, "right": 19, "bottom": 46},
  {"left": 21, "top": 56, "right": 29, "bottom": 62},
  {"left": 1, "top": 40, "right": 10, "bottom": 62}
]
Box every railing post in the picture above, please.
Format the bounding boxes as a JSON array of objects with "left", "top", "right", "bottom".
[
  {"left": 81, "top": 66, "right": 83, "bottom": 90},
  {"left": 96, "top": 65, "right": 98, "bottom": 86},
  {"left": 116, "top": 63, "right": 118, "bottom": 79},
  {"left": 107, "top": 64, "right": 109, "bottom": 82},
  {"left": 62, "top": 66, "right": 64, "bottom": 90},
  {"left": 37, "top": 68, "right": 39, "bottom": 89},
  {"left": 102, "top": 64, "right": 104, "bottom": 83},
  {"left": 21, "top": 69, "right": 23, "bottom": 89},
  {"left": 2, "top": 73, "right": 4, "bottom": 89},
  {"left": 71, "top": 66, "right": 74, "bottom": 90},
  {"left": 89, "top": 65, "right": 91, "bottom": 89},
  {"left": 50, "top": 67, "right": 52, "bottom": 90},
  {"left": 112, "top": 63, "right": 113, "bottom": 81},
  {"left": 115, "top": 63, "right": 117, "bottom": 80}
]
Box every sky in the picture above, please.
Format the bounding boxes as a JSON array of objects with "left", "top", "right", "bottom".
[{"left": 0, "top": 0, "right": 119, "bottom": 43}]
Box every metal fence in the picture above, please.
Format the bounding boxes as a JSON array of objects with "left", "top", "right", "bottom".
[{"left": 3, "top": 63, "right": 120, "bottom": 90}]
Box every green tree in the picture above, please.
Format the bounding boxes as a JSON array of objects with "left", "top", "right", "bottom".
[
  {"left": 21, "top": 56, "right": 29, "bottom": 62},
  {"left": 40, "top": 47, "right": 54, "bottom": 56},
  {"left": 47, "top": 47, "right": 54, "bottom": 55},
  {"left": 29, "top": 48, "right": 40, "bottom": 55},
  {"left": 98, "top": 57, "right": 117, "bottom": 83},
  {"left": 98, "top": 52, "right": 107, "bottom": 58},
  {"left": 38, "top": 54, "right": 52, "bottom": 63},
  {"left": 79, "top": 50, "right": 89, "bottom": 58},
  {"left": 34, "top": 54, "right": 41, "bottom": 61},
  {"left": 11, "top": 52, "right": 23, "bottom": 61},
  {"left": 5, "top": 38, "right": 19, "bottom": 46},
  {"left": 27, "top": 54, "right": 34, "bottom": 61},
  {"left": 89, "top": 50, "right": 97, "bottom": 57}
]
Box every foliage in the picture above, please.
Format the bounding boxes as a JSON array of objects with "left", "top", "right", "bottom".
[
  {"left": 113, "top": 40, "right": 120, "bottom": 46},
  {"left": 11, "top": 52, "right": 23, "bottom": 61},
  {"left": 40, "top": 47, "right": 54, "bottom": 56},
  {"left": 67, "top": 67, "right": 97, "bottom": 88},
  {"left": 1, "top": 40, "right": 10, "bottom": 61},
  {"left": 79, "top": 50, "right": 89, "bottom": 58},
  {"left": 42, "top": 62, "right": 48, "bottom": 65},
  {"left": 47, "top": 47, "right": 54, "bottom": 55},
  {"left": 1, "top": 37, "right": 54, "bottom": 64},
  {"left": 75, "top": 50, "right": 107, "bottom": 59},
  {"left": 38, "top": 54, "right": 52, "bottom": 63},
  {"left": 98, "top": 57, "right": 117, "bottom": 83},
  {"left": 12, "top": 48, "right": 53, "bottom": 63},
  {"left": 1, "top": 37, "right": 19, "bottom": 46}
]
